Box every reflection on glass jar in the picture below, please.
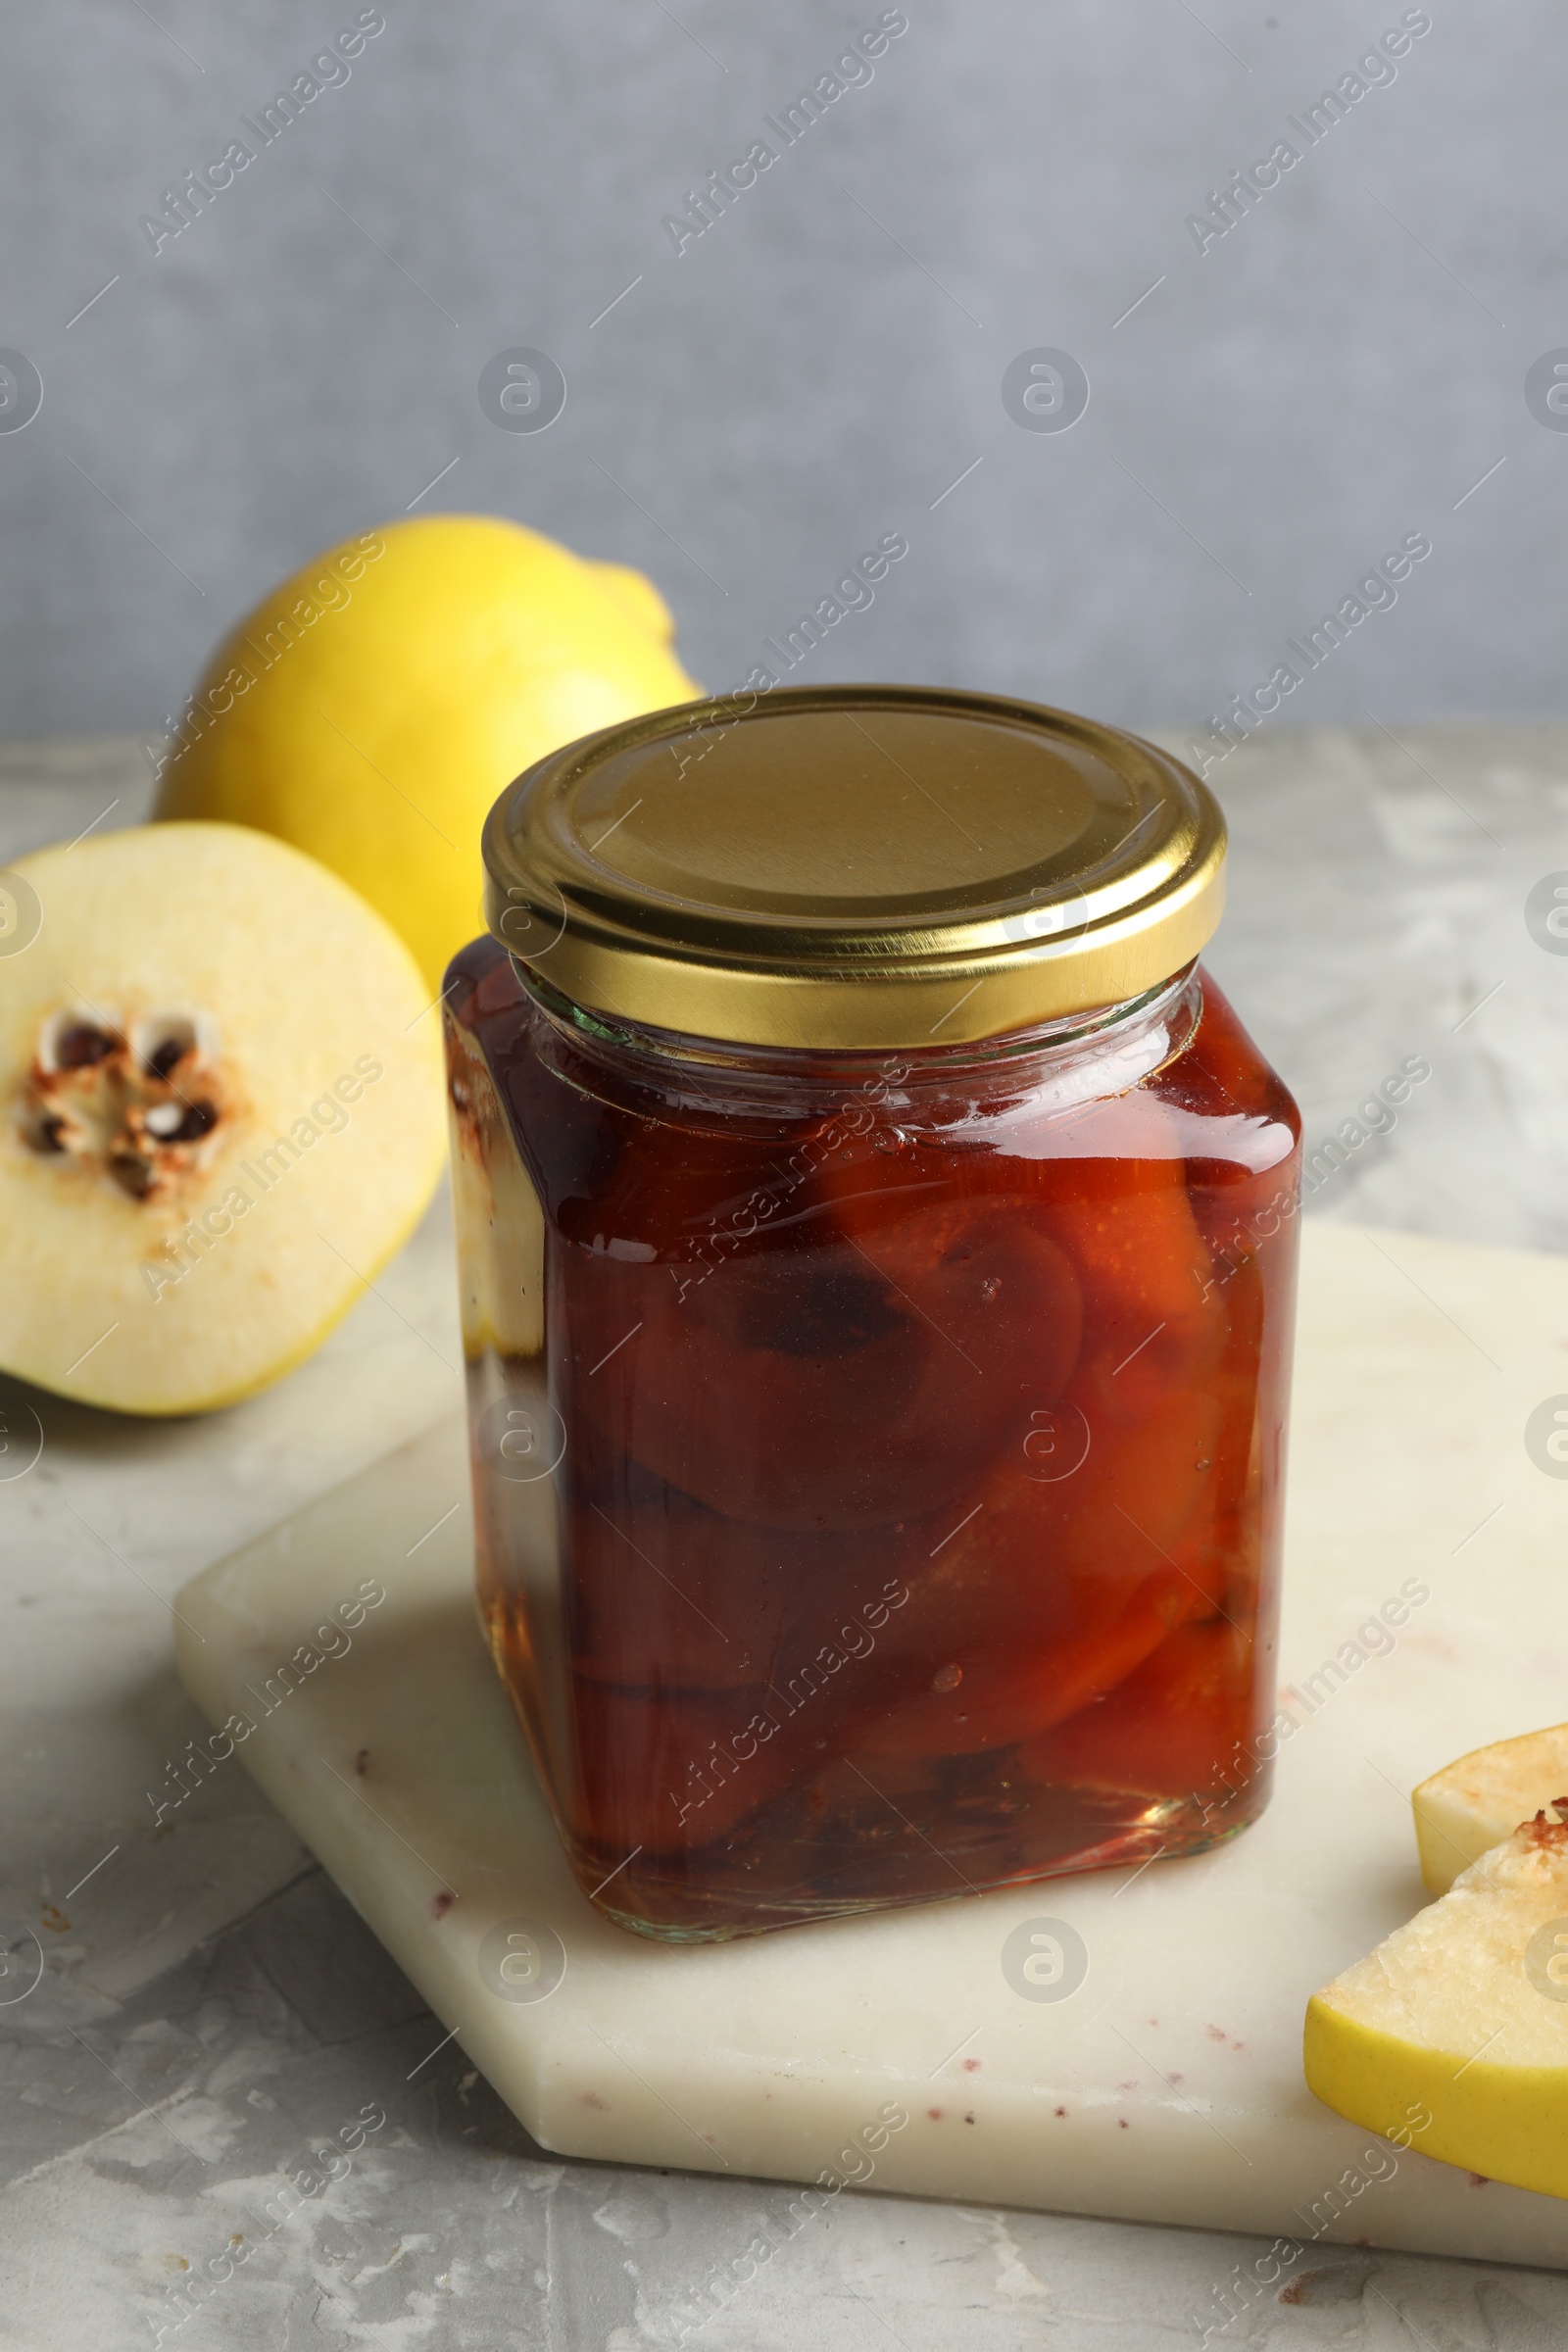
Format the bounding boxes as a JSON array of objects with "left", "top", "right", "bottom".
[{"left": 445, "top": 686, "right": 1301, "bottom": 1940}]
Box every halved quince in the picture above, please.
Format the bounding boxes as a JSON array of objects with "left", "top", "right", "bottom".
[
  {"left": 1304, "top": 1805, "right": 1568, "bottom": 2198},
  {"left": 0, "top": 822, "right": 444, "bottom": 1413},
  {"left": 1413, "top": 1723, "right": 1568, "bottom": 1892}
]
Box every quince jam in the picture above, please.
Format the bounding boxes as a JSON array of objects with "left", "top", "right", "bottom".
[{"left": 444, "top": 936, "right": 1299, "bottom": 1940}]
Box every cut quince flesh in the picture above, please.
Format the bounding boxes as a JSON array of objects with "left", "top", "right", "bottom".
[
  {"left": 0, "top": 822, "right": 445, "bottom": 1414},
  {"left": 1304, "top": 1806, "right": 1568, "bottom": 2198},
  {"left": 445, "top": 1004, "right": 543, "bottom": 1361},
  {"left": 1413, "top": 1723, "right": 1568, "bottom": 1892}
]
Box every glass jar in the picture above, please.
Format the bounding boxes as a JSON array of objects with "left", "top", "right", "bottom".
[{"left": 444, "top": 686, "right": 1300, "bottom": 1940}]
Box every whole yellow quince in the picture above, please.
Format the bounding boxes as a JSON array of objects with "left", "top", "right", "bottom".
[{"left": 155, "top": 515, "right": 700, "bottom": 988}]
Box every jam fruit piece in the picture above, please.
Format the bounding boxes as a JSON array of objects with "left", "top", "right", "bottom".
[
  {"left": 1019, "top": 1620, "right": 1261, "bottom": 1802},
  {"left": 848, "top": 1565, "right": 1194, "bottom": 1760},
  {"left": 1035, "top": 1107, "right": 1221, "bottom": 1422},
  {"left": 445, "top": 1001, "right": 548, "bottom": 1363},
  {"left": 568, "top": 1679, "right": 808, "bottom": 1861},
  {"left": 829, "top": 1369, "right": 1231, "bottom": 1764},
  {"left": 563, "top": 1489, "right": 921, "bottom": 1692},
  {"left": 572, "top": 1205, "right": 1082, "bottom": 1532}
]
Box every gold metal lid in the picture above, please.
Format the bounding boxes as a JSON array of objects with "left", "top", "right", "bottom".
[{"left": 481, "top": 685, "right": 1225, "bottom": 1050}]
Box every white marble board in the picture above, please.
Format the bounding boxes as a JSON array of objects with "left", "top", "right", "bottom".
[{"left": 174, "top": 1219, "right": 1568, "bottom": 2270}]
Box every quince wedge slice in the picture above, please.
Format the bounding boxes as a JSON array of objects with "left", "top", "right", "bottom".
[
  {"left": 1412, "top": 1723, "right": 1568, "bottom": 1892},
  {"left": 1304, "top": 1805, "right": 1568, "bottom": 2198}
]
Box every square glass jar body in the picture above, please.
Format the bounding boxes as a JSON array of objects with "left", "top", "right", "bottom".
[{"left": 444, "top": 938, "right": 1300, "bottom": 1940}]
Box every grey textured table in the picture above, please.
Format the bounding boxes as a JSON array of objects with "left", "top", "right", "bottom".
[{"left": 3, "top": 725, "right": 1567, "bottom": 2350}]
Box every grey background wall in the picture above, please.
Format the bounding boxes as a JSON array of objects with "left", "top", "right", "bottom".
[{"left": 1, "top": 0, "right": 1562, "bottom": 741}]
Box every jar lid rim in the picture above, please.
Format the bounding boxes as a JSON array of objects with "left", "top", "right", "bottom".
[{"left": 481, "top": 684, "right": 1226, "bottom": 1050}]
